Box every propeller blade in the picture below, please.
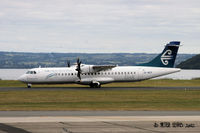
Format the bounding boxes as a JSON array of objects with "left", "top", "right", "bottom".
[
  {"left": 67, "top": 60, "right": 70, "bottom": 67},
  {"left": 77, "top": 58, "right": 80, "bottom": 64},
  {"left": 77, "top": 72, "right": 81, "bottom": 79},
  {"left": 76, "top": 58, "right": 81, "bottom": 80}
]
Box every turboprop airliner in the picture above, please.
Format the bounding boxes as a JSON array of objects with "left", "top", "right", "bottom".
[{"left": 18, "top": 41, "right": 181, "bottom": 88}]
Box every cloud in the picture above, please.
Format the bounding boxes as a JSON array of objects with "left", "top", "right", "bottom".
[{"left": 0, "top": 0, "right": 200, "bottom": 53}]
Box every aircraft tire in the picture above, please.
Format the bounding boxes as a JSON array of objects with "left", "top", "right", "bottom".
[
  {"left": 27, "top": 84, "right": 32, "bottom": 88},
  {"left": 90, "top": 84, "right": 101, "bottom": 88}
]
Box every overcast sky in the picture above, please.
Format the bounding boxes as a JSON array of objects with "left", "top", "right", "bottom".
[{"left": 0, "top": 0, "right": 200, "bottom": 53}]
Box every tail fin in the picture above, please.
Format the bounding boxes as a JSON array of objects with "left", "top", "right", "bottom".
[{"left": 137, "top": 41, "right": 180, "bottom": 68}]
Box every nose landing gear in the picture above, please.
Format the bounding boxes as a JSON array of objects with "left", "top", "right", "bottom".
[{"left": 27, "top": 83, "right": 32, "bottom": 88}]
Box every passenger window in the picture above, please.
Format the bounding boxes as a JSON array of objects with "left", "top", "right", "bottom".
[
  {"left": 71, "top": 73, "right": 73, "bottom": 75},
  {"left": 26, "top": 71, "right": 30, "bottom": 74}
]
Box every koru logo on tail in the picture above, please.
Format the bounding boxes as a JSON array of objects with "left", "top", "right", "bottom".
[{"left": 161, "top": 50, "right": 173, "bottom": 65}]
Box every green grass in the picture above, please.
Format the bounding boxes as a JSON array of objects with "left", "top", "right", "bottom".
[
  {"left": 0, "top": 89, "right": 200, "bottom": 110},
  {"left": 0, "top": 79, "right": 200, "bottom": 111},
  {"left": 0, "top": 80, "right": 26, "bottom": 87},
  {"left": 0, "top": 79, "right": 200, "bottom": 88},
  {"left": 104, "top": 79, "right": 200, "bottom": 87}
]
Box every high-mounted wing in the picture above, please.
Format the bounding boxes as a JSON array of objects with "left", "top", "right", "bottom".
[
  {"left": 74, "top": 58, "right": 117, "bottom": 74},
  {"left": 92, "top": 65, "right": 116, "bottom": 72}
]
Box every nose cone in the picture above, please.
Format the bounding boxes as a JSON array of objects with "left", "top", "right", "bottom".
[{"left": 18, "top": 75, "right": 27, "bottom": 82}]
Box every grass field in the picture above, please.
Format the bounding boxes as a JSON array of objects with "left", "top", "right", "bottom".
[
  {"left": 0, "top": 89, "right": 200, "bottom": 111},
  {"left": 0, "top": 79, "right": 200, "bottom": 88},
  {"left": 0, "top": 79, "right": 200, "bottom": 111}
]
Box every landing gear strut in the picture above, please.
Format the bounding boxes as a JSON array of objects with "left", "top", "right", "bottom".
[
  {"left": 90, "top": 82, "right": 101, "bottom": 88},
  {"left": 27, "top": 83, "right": 32, "bottom": 88}
]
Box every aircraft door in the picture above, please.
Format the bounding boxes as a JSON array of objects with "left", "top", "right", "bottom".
[{"left": 138, "top": 68, "right": 145, "bottom": 80}]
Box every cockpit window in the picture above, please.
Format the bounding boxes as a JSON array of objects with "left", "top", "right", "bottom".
[{"left": 26, "top": 71, "right": 37, "bottom": 74}]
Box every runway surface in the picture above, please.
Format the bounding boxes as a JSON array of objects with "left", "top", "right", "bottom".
[
  {"left": 0, "top": 111, "right": 200, "bottom": 133},
  {"left": 0, "top": 111, "right": 200, "bottom": 117},
  {"left": 0, "top": 87, "right": 200, "bottom": 132},
  {"left": 0, "top": 86, "right": 200, "bottom": 91}
]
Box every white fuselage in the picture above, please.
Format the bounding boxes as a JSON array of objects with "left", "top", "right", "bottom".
[{"left": 18, "top": 66, "right": 181, "bottom": 85}]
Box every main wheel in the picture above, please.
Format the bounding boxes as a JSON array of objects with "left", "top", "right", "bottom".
[
  {"left": 90, "top": 83, "right": 101, "bottom": 88},
  {"left": 90, "top": 84, "right": 94, "bottom": 88},
  {"left": 97, "top": 84, "right": 101, "bottom": 88}
]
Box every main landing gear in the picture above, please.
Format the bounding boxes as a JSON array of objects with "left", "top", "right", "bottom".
[
  {"left": 90, "top": 81, "right": 101, "bottom": 88},
  {"left": 90, "top": 84, "right": 101, "bottom": 88}
]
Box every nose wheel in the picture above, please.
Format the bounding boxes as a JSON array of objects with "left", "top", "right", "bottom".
[{"left": 27, "top": 84, "right": 32, "bottom": 88}]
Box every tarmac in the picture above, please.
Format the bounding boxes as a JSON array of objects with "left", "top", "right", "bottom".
[
  {"left": 0, "top": 87, "right": 200, "bottom": 132},
  {"left": 0, "top": 111, "right": 200, "bottom": 133}
]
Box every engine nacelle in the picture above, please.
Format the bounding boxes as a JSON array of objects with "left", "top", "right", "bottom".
[{"left": 80, "top": 65, "right": 96, "bottom": 73}]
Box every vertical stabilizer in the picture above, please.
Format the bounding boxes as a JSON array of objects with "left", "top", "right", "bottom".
[{"left": 137, "top": 41, "right": 180, "bottom": 68}]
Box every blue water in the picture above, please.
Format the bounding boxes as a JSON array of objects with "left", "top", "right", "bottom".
[
  {"left": 155, "top": 69, "right": 200, "bottom": 80},
  {"left": 0, "top": 69, "right": 28, "bottom": 80},
  {"left": 0, "top": 69, "right": 199, "bottom": 80}
]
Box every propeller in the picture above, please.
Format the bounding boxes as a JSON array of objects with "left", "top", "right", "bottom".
[
  {"left": 67, "top": 60, "right": 70, "bottom": 67},
  {"left": 75, "top": 58, "right": 82, "bottom": 80}
]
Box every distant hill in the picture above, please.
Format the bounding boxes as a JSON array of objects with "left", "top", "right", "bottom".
[
  {"left": 0, "top": 51, "right": 195, "bottom": 68},
  {"left": 177, "top": 54, "right": 200, "bottom": 69}
]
